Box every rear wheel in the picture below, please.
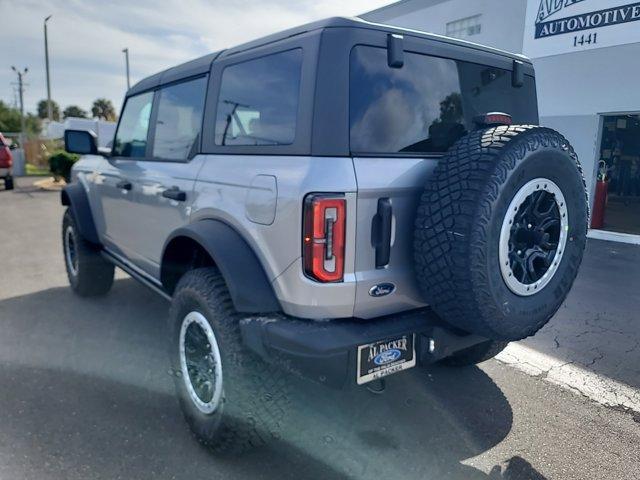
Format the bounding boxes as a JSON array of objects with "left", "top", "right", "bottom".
[
  {"left": 414, "top": 126, "right": 588, "bottom": 341},
  {"left": 4, "top": 175, "right": 13, "bottom": 190},
  {"left": 62, "top": 209, "right": 114, "bottom": 296},
  {"left": 169, "top": 268, "right": 289, "bottom": 453}
]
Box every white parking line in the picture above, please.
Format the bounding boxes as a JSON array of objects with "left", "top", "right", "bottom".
[{"left": 495, "top": 343, "right": 640, "bottom": 414}]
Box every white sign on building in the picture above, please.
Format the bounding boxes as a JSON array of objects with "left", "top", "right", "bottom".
[{"left": 523, "top": 0, "right": 640, "bottom": 57}]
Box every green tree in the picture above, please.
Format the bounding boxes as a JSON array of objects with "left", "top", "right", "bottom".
[
  {"left": 91, "top": 98, "right": 117, "bottom": 121},
  {"left": 37, "top": 99, "right": 60, "bottom": 121},
  {"left": 0, "top": 101, "right": 41, "bottom": 138},
  {"left": 0, "top": 100, "right": 22, "bottom": 132},
  {"left": 63, "top": 105, "right": 88, "bottom": 119},
  {"left": 436, "top": 93, "right": 463, "bottom": 124},
  {"left": 25, "top": 113, "right": 42, "bottom": 136}
]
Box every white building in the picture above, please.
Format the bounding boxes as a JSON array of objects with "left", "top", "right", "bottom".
[
  {"left": 362, "top": 0, "right": 640, "bottom": 242},
  {"left": 43, "top": 117, "right": 116, "bottom": 149}
]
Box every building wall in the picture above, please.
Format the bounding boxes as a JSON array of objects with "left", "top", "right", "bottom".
[
  {"left": 534, "top": 42, "right": 640, "bottom": 117},
  {"left": 539, "top": 114, "right": 601, "bottom": 202},
  {"left": 533, "top": 41, "right": 640, "bottom": 201},
  {"left": 362, "top": 0, "right": 640, "bottom": 212},
  {"left": 362, "top": 0, "right": 528, "bottom": 54}
]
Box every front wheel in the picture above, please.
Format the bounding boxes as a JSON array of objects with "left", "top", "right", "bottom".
[
  {"left": 168, "top": 267, "right": 289, "bottom": 453},
  {"left": 62, "top": 208, "right": 114, "bottom": 296}
]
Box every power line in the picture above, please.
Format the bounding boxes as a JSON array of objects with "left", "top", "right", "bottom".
[
  {"left": 44, "top": 14, "right": 53, "bottom": 120},
  {"left": 122, "top": 48, "right": 130, "bottom": 90},
  {"left": 10, "top": 66, "right": 28, "bottom": 145}
]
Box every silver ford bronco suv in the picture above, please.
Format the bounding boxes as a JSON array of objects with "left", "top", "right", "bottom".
[{"left": 61, "top": 17, "right": 588, "bottom": 452}]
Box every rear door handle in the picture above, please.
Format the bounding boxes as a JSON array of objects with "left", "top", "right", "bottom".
[
  {"left": 162, "top": 187, "right": 186, "bottom": 202},
  {"left": 371, "top": 198, "right": 392, "bottom": 268},
  {"left": 116, "top": 180, "right": 132, "bottom": 190}
]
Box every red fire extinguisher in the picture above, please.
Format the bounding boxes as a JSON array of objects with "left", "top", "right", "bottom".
[{"left": 591, "top": 160, "right": 608, "bottom": 229}]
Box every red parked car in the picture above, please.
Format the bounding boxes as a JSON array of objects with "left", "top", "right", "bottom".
[{"left": 0, "top": 133, "right": 14, "bottom": 190}]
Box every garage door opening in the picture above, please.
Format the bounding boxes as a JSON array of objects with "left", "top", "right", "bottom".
[{"left": 594, "top": 114, "right": 640, "bottom": 236}]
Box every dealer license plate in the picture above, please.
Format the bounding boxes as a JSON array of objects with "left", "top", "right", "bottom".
[{"left": 356, "top": 334, "right": 416, "bottom": 385}]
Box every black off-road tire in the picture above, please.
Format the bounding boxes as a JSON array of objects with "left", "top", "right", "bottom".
[
  {"left": 4, "top": 176, "right": 13, "bottom": 190},
  {"left": 414, "top": 126, "right": 588, "bottom": 341},
  {"left": 62, "top": 208, "right": 114, "bottom": 296},
  {"left": 169, "top": 267, "right": 289, "bottom": 454},
  {"left": 443, "top": 341, "right": 509, "bottom": 367}
]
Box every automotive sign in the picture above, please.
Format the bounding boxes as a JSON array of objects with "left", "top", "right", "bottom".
[{"left": 523, "top": 0, "right": 640, "bottom": 57}]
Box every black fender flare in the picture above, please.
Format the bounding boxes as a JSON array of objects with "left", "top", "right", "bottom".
[
  {"left": 161, "top": 220, "right": 281, "bottom": 313},
  {"left": 60, "top": 183, "right": 100, "bottom": 245}
]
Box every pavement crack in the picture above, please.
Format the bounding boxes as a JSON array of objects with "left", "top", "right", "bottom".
[
  {"left": 624, "top": 340, "right": 640, "bottom": 354},
  {"left": 585, "top": 349, "right": 605, "bottom": 368}
]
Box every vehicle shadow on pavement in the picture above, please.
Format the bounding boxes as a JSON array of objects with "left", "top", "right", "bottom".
[{"left": 0, "top": 278, "right": 545, "bottom": 479}]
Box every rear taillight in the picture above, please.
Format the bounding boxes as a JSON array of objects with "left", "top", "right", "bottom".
[
  {"left": 303, "top": 194, "right": 346, "bottom": 282},
  {"left": 0, "top": 147, "right": 12, "bottom": 168}
]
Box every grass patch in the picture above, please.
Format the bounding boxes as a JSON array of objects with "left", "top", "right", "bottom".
[{"left": 25, "top": 164, "right": 51, "bottom": 176}]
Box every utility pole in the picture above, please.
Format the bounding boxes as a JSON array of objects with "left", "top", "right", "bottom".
[
  {"left": 11, "top": 66, "right": 28, "bottom": 146},
  {"left": 44, "top": 15, "right": 53, "bottom": 120},
  {"left": 122, "top": 48, "right": 130, "bottom": 90}
]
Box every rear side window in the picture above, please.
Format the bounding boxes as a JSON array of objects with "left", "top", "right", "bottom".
[
  {"left": 152, "top": 76, "right": 207, "bottom": 160},
  {"left": 349, "top": 46, "right": 538, "bottom": 155},
  {"left": 214, "top": 49, "right": 302, "bottom": 146},
  {"left": 112, "top": 91, "right": 154, "bottom": 158}
]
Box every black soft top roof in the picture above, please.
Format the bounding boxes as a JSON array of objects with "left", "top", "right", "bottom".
[
  {"left": 127, "top": 51, "right": 222, "bottom": 96},
  {"left": 127, "top": 16, "right": 530, "bottom": 97}
]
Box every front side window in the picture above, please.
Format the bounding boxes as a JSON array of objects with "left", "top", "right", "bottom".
[
  {"left": 152, "top": 76, "right": 208, "bottom": 161},
  {"left": 349, "top": 46, "right": 538, "bottom": 155},
  {"left": 215, "top": 49, "right": 302, "bottom": 146},
  {"left": 112, "top": 91, "right": 154, "bottom": 158}
]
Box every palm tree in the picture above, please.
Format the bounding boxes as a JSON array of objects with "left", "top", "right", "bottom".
[
  {"left": 91, "top": 98, "right": 117, "bottom": 121},
  {"left": 63, "top": 105, "right": 88, "bottom": 119},
  {"left": 37, "top": 99, "right": 60, "bottom": 121}
]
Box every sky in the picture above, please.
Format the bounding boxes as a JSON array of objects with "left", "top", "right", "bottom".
[{"left": 0, "top": 0, "right": 390, "bottom": 116}]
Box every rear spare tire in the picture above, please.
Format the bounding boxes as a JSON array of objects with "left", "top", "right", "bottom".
[{"left": 414, "top": 126, "right": 588, "bottom": 341}]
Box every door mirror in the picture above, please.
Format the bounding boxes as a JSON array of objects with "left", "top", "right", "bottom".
[
  {"left": 64, "top": 129, "right": 98, "bottom": 155},
  {"left": 8, "top": 143, "right": 17, "bottom": 150}
]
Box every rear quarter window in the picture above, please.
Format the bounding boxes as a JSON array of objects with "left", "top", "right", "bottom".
[
  {"left": 349, "top": 46, "right": 538, "bottom": 155},
  {"left": 214, "top": 49, "right": 302, "bottom": 146}
]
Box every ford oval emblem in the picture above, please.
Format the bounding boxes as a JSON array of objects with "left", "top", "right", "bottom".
[
  {"left": 369, "top": 283, "right": 396, "bottom": 297},
  {"left": 374, "top": 348, "right": 402, "bottom": 365}
]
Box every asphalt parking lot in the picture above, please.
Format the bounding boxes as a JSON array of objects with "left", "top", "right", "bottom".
[{"left": 1, "top": 177, "right": 639, "bottom": 480}]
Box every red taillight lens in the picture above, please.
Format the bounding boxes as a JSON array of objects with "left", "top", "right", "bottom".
[
  {"left": 474, "top": 112, "right": 513, "bottom": 127},
  {"left": 0, "top": 148, "right": 12, "bottom": 168},
  {"left": 303, "top": 194, "right": 346, "bottom": 282}
]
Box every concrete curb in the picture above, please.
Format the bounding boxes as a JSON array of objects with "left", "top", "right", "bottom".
[
  {"left": 496, "top": 343, "right": 640, "bottom": 414},
  {"left": 32, "top": 177, "right": 66, "bottom": 191}
]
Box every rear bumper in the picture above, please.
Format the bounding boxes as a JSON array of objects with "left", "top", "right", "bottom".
[
  {"left": 240, "top": 308, "right": 487, "bottom": 388},
  {"left": 0, "top": 167, "right": 11, "bottom": 177}
]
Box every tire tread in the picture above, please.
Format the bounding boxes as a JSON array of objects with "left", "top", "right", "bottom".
[{"left": 414, "top": 125, "right": 587, "bottom": 340}]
